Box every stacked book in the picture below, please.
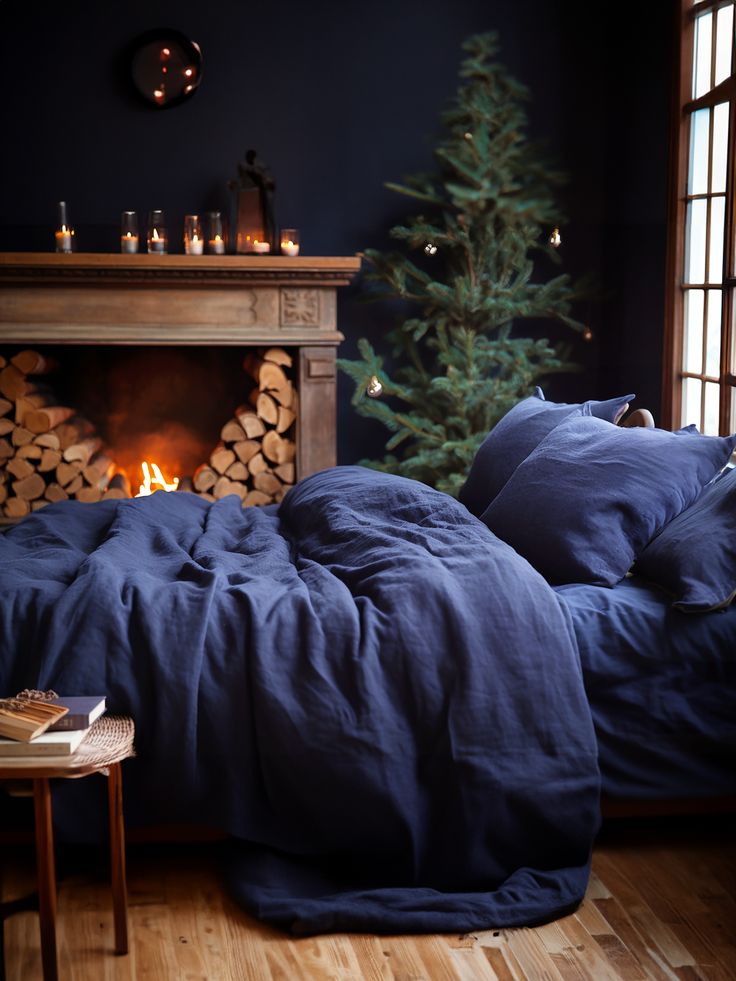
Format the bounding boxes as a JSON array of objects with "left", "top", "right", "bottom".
[{"left": 0, "top": 695, "right": 106, "bottom": 758}]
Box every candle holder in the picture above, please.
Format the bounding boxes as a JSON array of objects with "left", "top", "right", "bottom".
[
  {"left": 120, "top": 212, "right": 139, "bottom": 253},
  {"left": 54, "top": 201, "right": 74, "bottom": 253},
  {"left": 183, "top": 214, "right": 204, "bottom": 255},
  {"left": 206, "top": 211, "right": 226, "bottom": 254},
  {"left": 147, "top": 210, "right": 168, "bottom": 254},
  {"left": 280, "top": 228, "right": 300, "bottom": 257}
]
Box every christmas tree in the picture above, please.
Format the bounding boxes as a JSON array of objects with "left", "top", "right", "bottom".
[{"left": 338, "top": 32, "right": 587, "bottom": 497}]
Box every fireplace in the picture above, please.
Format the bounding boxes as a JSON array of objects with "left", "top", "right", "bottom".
[{"left": 0, "top": 253, "right": 360, "bottom": 520}]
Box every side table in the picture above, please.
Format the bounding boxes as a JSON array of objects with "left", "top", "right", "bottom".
[{"left": 0, "top": 715, "right": 135, "bottom": 981}]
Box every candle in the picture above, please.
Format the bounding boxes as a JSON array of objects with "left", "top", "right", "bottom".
[
  {"left": 280, "top": 239, "right": 300, "bottom": 257},
  {"left": 55, "top": 229, "right": 73, "bottom": 253},
  {"left": 252, "top": 240, "right": 270, "bottom": 254},
  {"left": 148, "top": 228, "right": 166, "bottom": 253},
  {"left": 185, "top": 234, "right": 204, "bottom": 255},
  {"left": 121, "top": 232, "right": 139, "bottom": 254},
  {"left": 208, "top": 235, "right": 225, "bottom": 255}
]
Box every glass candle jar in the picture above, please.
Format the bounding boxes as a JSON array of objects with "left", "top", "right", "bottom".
[
  {"left": 183, "top": 214, "right": 204, "bottom": 255},
  {"left": 147, "top": 210, "right": 168, "bottom": 253},
  {"left": 55, "top": 201, "right": 74, "bottom": 253},
  {"left": 206, "top": 211, "right": 226, "bottom": 254},
  {"left": 280, "top": 228, "right": 300, "bottom": 256},
  {"left": 120, "top": 211, "right": 139, "bottom": 253}
]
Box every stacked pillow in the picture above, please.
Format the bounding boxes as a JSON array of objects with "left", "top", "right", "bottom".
[
  {"left": 461, "top": 390, "right": 736, "bottom": 595},
  {"left": 635, "top": 465, "right": 736, "bottom": 611},
  {"left": 458, "top": 388, "right": 634, "bottom": 516}
]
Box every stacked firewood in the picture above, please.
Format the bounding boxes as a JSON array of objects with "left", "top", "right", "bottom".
[
  {"left": 0, "top": 350, "right": 120, "bottom": 518},
  {"left": 192, "top": 347, "right": 296, "bottom": 507}
]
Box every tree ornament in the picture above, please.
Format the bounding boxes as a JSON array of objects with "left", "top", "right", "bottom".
[
  {"left": 424, "top": 243, "right": 438, "bottom": 255},
  {"left": 464, "top": 132, "right": 473, "bottom": 140},
  {"left": 366, "top": 375, "right": 383, "bottom": 398},
  {"left": 549, "top": 227, "right": 562, "bottom": 248}
]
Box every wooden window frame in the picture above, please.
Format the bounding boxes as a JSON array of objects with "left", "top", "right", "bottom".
[{"left": 663, "top": 0, "right": 736, "bottom": 434}]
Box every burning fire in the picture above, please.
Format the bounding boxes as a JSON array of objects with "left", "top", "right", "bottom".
[{"left": 136, "top": 461, "right": 180, "bottom": 497}]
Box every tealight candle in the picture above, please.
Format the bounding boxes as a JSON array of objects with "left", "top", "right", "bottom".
[
  {"left": 55, "top": 229, "right": 73, "bottom": 253},
  {"left": 185, "top": 234, "right": 204, "bottom": 255},
  {"left": 148, "top": 230, "right": 166, "bottom": 253},
  {"left": 208, "top": 235, "right": 225, "bottom": 255},
  {"left": 279, "top": 228, "right": 300, "bottom": 257},
  {"left": 252, "top": 240, "right": 271, "bottom": 254},
  {"left": 121, "top": 232, "right": 139, "bottom": 254},
  {"left": 147, "top": 210, "right": 168, "bottom": 254}
]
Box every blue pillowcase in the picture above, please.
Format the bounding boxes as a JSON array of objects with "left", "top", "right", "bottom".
[
  {"left": 479, "top": 415, "right": 736, "bottom": 587},
  {"left": 635, "top": 466, "right": 736, "bottom": 611},
  {"left": 459, "top": 388, "right": 634, "bottom": 516}
]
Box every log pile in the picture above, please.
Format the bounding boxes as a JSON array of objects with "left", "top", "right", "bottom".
[
  {"left": 192, "top": 347, "right": 297, "bottom": 507},
  {"left": 0, "top": 350, "right": 120, "bottom": 518}
]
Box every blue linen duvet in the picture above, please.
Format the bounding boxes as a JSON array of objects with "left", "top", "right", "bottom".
[{"left": 0, "top": 466, "right": 600, "bottom": 934}]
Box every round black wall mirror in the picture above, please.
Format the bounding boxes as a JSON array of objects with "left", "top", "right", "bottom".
[{"left": 130, "top": 29, "right": 203, "bottom": 109}]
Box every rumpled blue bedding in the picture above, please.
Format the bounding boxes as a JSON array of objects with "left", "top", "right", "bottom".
[
  {"left": 0, "top": 466, "right": 600, "bottom": 934},
  {"left": 557, "top": 577, "right": 736, "bottom": 800}
]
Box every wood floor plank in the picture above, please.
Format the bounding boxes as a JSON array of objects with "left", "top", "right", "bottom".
[{"left": 2, "top": 816, "right": 735, "bottom": 981}]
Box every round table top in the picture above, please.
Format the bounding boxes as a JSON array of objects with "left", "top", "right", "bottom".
[{"left": 0, "top": 715, "right": 135, "bottom": 779}]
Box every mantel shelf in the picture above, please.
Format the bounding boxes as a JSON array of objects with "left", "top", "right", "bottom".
[{"left": 0, "top": 252, "right": 362, "bottom": 288}]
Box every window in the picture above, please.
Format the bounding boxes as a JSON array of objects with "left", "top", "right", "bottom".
[{"left": 664, "top": 0, "right": 736, "bottom": 435}]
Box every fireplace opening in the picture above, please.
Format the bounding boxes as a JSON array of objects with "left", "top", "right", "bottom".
[{"left": 0, "top": 345, "right": 298, "bottom": 520}]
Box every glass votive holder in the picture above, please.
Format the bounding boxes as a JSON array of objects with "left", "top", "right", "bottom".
[
  {"left": 55, "top": 200, "right": 74, "bottom": 253},
  {"left": 206, "top": 211, "right": 226, "bottom": 254},
  {"left": 280, "top": 228, "right": 300, "bottom": 256},
  {"left": 120, "top": 211, "right": 139, "bottom": 253},
  {"left": 147, "top": 209, "right": 168, "bottom": 253},
  {"left": 183, "top": 214, "right": 204, "bottom": 255}
]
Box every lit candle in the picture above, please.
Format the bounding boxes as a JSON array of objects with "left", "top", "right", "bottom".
[
  {"left": 185, "top": 233, "right": 204, "bottom": 255},
  {"left": 55, "top": 228, "right": 73, "bottom": 253},
  {"left": 252, "top": 240, "right": 270, "bottom": 254},
  {"left": 121, "top": 232, "right": 139, "bottom": 254},
  {"left": 148, "top": 228, "right": 166, "bottom": 253},
  {"left": 280, "top": 239, "right": 299, "bottom": 257},
  {"left": 208, "top": 235, "right": 225, "bottom": 255}
]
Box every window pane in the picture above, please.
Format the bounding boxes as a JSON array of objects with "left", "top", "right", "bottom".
[
  {"left": 704, "top": 381, "right": 720, "bottom": 434},
  {"left": 682, "top": 377, "right": 703, "bottom": 429},
  {"left": 715, "top": 4, "right": 734, "bottom": 86},
  {"left": 685, "top": 199, "right": 707, "bottom": 283},
  {"left": 711, "top": 102, "right": 729, "bottom": 194},
  {"left": 684, "top": 289, "right": 704, "bottom": 373},
  {"left": 705, "top": 290, "right": 722, "bottom": 377},
  {"left": 693, "top": 12, "right": 713, "bottom": 98},
  {"left": 688, "top": 108, "right": 710, "bottom": 195},
  {"left": 708, "top": 196, "right": 725, "bottom": 283}
]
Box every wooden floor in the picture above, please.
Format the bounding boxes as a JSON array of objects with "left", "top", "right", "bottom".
[{"left": 1, "top": 816, "right": 734, "bottom": 980}]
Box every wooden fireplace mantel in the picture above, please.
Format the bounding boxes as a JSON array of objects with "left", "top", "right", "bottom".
[{"left": 0, "top": 251, "right": 361, "bottom": 478}]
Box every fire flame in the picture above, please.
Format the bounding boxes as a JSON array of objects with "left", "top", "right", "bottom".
[{"left": 136, "top": 461, "right": 180, "bottom": 497}]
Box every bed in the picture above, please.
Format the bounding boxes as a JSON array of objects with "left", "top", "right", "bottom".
[{"left": 0, "top": 389, "right": 734, "bottom": 936}]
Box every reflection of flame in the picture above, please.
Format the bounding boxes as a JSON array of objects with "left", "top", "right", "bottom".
[{"left": 136, "top": 461, "right": 180, "bottom": 497}]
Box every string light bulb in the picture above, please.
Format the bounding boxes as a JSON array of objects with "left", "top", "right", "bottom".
[
  {"left": 366, "top": 375, "right": 383, "bottom": 398},
  {"left": 549, "top": 227, "right": 562, "bottom": 248},
  {"left": 582, "top": 327, "right": 593, "bottom": 342},
  {"left": 424, "top": 242, "right": 438, "bottom": 255}
]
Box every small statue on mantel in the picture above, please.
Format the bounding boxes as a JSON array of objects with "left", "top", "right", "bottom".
[{"left": 229, "top": 149, "right": 276, "bottom": 254}]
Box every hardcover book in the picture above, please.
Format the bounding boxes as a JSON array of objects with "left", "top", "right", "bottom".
[
  {"left": 0, "top": 727, "right": 88, "bottom": 757},
  {"left": 47, "top": 696, "right": 106, "bottom": 731}
]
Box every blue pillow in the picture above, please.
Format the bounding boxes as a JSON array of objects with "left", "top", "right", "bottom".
[
  {"left": 635, "top": 465, "right": 736, "bottom": 611},
  {"left": 459, "top": 388, "right": 634, "bottom": 516},
  {"left": 479, "top": 415, "right": 736, "bottom": 587}
]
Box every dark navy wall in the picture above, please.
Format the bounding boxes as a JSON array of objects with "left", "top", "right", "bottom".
[{"left": 0, "top": 0, "right": 672, "bottom": 462}]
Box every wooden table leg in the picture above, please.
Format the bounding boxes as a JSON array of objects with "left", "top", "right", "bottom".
[
  {"left": 107, "top": 763, "right": 128, "bottom": 955},
  {"left": 33, "top": 778, "right": 58, "bottom": 981}
]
